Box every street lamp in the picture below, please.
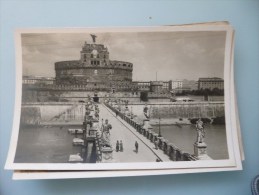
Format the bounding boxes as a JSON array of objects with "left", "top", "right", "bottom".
[{"left": 158, "top": 117, "right": 162, "bottom": 137}]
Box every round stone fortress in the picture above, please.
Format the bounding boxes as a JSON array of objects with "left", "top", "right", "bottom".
[
  {"left": 22, "top": 35, "right": 172, "bottom": 102},
  {"left": 55, "top": 40, "right": 133, "bottom": 91}
]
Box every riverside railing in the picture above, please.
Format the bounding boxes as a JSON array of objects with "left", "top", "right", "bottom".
[{"left": 105, "top": 102, "right": 198, "bottom": 161}]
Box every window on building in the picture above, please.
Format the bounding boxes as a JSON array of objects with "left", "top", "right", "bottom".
[
  {"left": 83, "top": 54, "right": 87, "bottom": 62},
  {"left": 91, "top": 60, "right": 100, "bottom": 65},
  {"left": 91, "top": 54, "right": 94, "bottom": 58}
]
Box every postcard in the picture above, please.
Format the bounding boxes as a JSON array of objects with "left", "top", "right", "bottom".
[
  {"left": 5, "top": 23, "right": 242, "bottom": 171},
  {"left": 11, "top": 50, "right": 243, "bottom": 179}
]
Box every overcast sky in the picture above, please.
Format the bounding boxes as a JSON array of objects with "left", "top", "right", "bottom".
[{"left": 22, "top": 30, "right": 226, "bottom": 81}]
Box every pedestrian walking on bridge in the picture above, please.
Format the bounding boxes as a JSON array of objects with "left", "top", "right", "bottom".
[
  {"left": 135, "top": 141, "right": 139, "bottom": 153},
  {"left": 116, "top": 140, "right": 119, "bottom": 152},
  {"left": 154, "top": 140, "right": 159, "bottom": 150},
  {"left": 119, "top": 140, "right": 123, "bottom": 152}
]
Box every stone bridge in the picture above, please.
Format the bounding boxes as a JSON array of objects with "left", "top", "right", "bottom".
[
  {"left": 20, "top": 101, "right": 211, "bottom": 161},
  {"left": 104, "top": 102, "right": 203, "bottom": 161}
]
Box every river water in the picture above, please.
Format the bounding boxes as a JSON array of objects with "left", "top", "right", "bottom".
[
  {"left": 14, "top": 125, "right": 83, "bottom": 163},
  {"left": 152, "top": 124, "right": 228, "bottom": 160},
  {"left": 128, "top": 103, "right": 228, "bottom": 160}
]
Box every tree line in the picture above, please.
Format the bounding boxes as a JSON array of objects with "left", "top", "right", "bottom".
[{"left": 175, "top": 88, "right": 224, "bottom": 96}]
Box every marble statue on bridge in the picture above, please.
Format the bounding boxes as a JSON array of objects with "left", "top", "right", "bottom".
[
  {"left": 143, "top": 103, "right": 150, "bottom": 119},
  {"left": 100, "top": 119, "right": 112, "bottom": 147},
  {"left": 196, "top": 118, "right": 205, "bottom": 143},
  {"left": 194, "top": 118, "right": 211, "bottom": 160}
]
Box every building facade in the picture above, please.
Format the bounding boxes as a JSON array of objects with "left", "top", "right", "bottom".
[
  {"left": 22, "top": 76, "right": 55, "bottom": 85},
  {"left": 182, "top": 79, "right": 198, "bottom": 90},
  {"left": 132, "top": 81, "right": 150, "bottom": 91},
  {"left": 170, "top": 80, "right": 183, "bottom": 89},
  {"left": 198, "top": 77, "right": 224, "bottom": 90}
]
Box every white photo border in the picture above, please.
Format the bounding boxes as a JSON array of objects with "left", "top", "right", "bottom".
[{"left": 5, "top": 24, "right": 242, "bottom": 171}]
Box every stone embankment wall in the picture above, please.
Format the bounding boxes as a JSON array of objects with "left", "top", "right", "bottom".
[
  {"left": 119, "top": 102, "right": 224, "bottom": 121},
  {"left": 148, "top": 102, "right": 224, "bottom": 119},
  {"left": 22, "top": 87, "right": 170, "bottom": 103},
  {"left": 21, "top": 103, "right": 84, "bottom": 125},
  {"left": 20, "top": 107, "right": 41, "bottom": 125}
]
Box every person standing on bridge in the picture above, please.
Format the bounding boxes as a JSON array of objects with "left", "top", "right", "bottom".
[
  {"left": 95, "top": 111, "right": 99, "bottom": 121},
  {"left": 135, "top": 141, "right": 139, "bottom": 153},
  {"left": 154, "top": 139, "right": 159, "bottom": 150},
  {"left": 119, "top": 140, "right": 123, "bottom": 152},
  {"left": 116, "top": 140, "right": 119, "bottom": 152}
]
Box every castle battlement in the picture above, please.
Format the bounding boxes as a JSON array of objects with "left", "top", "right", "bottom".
[
  {"left": 81, "top": 42, "right": 108, "bottom": 52},
  {"left": 55, "top": 60, "right": 133, "bottom": 70}
]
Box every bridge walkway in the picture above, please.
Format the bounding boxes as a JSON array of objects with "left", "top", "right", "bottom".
[{"left": 99, "top": 104, "right": 170, "bottom": 163}]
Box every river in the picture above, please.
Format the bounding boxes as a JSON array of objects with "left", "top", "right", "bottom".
[
  {"left": 14, "top": 125, "right": 82, "bottom": 163},
  {"left": 152, "top": 124, "right": 228, "bottom": 160}
]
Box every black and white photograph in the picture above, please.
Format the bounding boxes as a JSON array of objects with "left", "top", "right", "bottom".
[{"left": 5, "top": 25, "right": 242, "bottom": 171}]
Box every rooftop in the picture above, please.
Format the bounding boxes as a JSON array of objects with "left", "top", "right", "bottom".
[{"left": 198, "top": 77, "right": 224, "bottom": 81}]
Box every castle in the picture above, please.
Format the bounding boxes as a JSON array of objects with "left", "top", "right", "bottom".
[
  {"left": 55, "top": 40, "right": 134, "bottom": 92},
  {"left": 22, "top": 35, "right": 171, "bottom": 102}
]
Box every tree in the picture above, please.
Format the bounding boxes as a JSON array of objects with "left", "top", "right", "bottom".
[{"left": 140, "top": 91, "right": 148, "bottom": 102}]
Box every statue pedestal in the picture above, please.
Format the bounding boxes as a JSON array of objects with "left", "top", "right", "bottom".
[
  {"left": 143, "top": 119, "right": 153, "bottom": 131},
  {"left": 194, "top": 142, "right": 212, "bottom": 160},
  {"left": 101, "top": 146, "right": 113, "bottom": 163}
]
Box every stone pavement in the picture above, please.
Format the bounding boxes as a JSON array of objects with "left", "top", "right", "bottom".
[{"left": 99, "top": 104, "right": 171, "bottom": 163}]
